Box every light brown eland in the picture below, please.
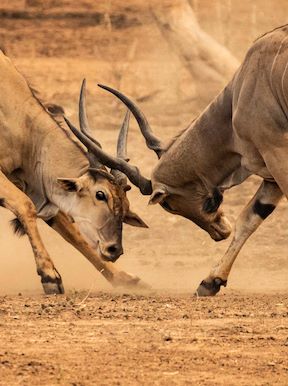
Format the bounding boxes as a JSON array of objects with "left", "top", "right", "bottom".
[
  {"left": 78, "top": 25, "right": 288, "bottom": 296},
  {"left": 0, "top": 51, "right": 147, "bottom": 294}
]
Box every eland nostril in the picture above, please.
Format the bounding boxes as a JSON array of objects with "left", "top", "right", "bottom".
[
  {"left": 107, "top": 244, "right": 118, "bottom": 254},
  {"left": 100, "top": 243, "right": 123, "bottom": 261}
]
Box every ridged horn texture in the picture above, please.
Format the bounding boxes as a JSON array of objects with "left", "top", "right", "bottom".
[
  {"left": 79, "top": 79, "right": 102, "bottom": 148},
  {"left": 111, "top": 110, "right": 131, "bottom": 186},
  {"left": 64, "top": 117, "right": 152, "bottom": 195},
  {"left": 79, "top": 79, "right": 130, "bottom": 186},
  {"left": 117, "top": 110, "right": 130, "bottom": 162},
  {"left": 79, "top": 79, "right": 102, "bottom": 168},
  {"left": 98, "top": 84, "right": 164, "bottom": 159},
  {"left": 64, "top": 82, "right": 152, "bottom": 195}
]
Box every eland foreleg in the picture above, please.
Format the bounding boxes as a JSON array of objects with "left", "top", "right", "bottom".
[
  {"left": 196, "top": 180, "right": 283, "bottom": 296},
  {"left": 47, "top": 211, "right": 149, "bottom": 289},
  {"left": 0, "top": 171, "right": 64, "bottom": 294}
]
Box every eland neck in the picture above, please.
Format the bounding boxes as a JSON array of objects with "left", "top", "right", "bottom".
[
  {"left": 153, "top": 83, "right": 243, "bottom": 190},
  {"left": 21, "top": 101, "right": 89, "bottom": 208}
]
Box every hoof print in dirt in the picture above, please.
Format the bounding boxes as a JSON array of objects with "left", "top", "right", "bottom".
[
  {"left": 195, "top": 278, "right": 227, "bottom": 297},
  {"left": 41, "top": 276, "right": 65, "bottom": 295}
]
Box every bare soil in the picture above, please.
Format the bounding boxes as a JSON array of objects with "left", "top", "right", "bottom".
[
  {"left": 0, "top": 1, "right": 288, "bottom": 385},
  {"left": 1, "top": 292, "right": 288, "bottom": 385}
]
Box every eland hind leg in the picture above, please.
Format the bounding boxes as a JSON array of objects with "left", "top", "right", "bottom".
[
  {"left": 0, "top": 171, "right": 64, "bottom": 294},
  {"left": 196, "top": 180, "right": 283, "bottom": 296}
]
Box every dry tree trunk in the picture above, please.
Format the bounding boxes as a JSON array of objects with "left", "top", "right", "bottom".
[{"left": 151, "top": 0, "right": 239, "bottom": 105}]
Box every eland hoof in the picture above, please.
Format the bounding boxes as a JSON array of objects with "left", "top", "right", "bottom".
[
  {"left": 195, "top": 278, "right": 227, "bottom": 297},
  {"left": 41, "top": 269, "right": 65, "bottom": 295}
]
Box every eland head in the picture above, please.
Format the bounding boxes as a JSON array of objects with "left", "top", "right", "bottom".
[
  {"left": 79, "top": 84, "right": 232, "bottom": 242},
  {"left": 62, "top": 80, "right": 148, "bottom": 262}
]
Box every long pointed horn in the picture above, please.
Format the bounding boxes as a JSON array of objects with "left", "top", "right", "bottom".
[
  {"left": 64, "top": 117, "right": 152, "bottom": 195},
  {"left": 117, "top": 110, "right": 130, "bottom": 161},
  {"left": 79, "top": 79, "right": 102, "bottom": 148},
  {"left": 111, "top": 110, "right": 130, "bottom": 186},
  {"left": 98, "top": 84, "right": 164, "bottom": 159},
  {"left": 77, "top": 79, "right": 103, "bottom": 168}
]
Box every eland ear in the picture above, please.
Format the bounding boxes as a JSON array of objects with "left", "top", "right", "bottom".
[
  {"left": 148, "top": 188, "right": 168, "bottom": 205},
  {"left": 57, "top": 178, "right": 79, "bottom": 192},
  {"left": 124, "top": 210, "right": 149, "bottom": 228}
]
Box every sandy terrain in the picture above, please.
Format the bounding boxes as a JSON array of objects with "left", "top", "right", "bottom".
[
  {"left": 0, "top": 1, "right": 288, "bottom": 385},
  {"left": 1, "top": 292, "right": 288, "bottom": 386}
]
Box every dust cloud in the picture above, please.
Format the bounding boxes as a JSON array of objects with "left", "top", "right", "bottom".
[{"left": 0, "top": 0, "right": 287, "bottom": 295}]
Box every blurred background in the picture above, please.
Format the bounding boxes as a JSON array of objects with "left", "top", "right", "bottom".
[{"left": 0, "top": 0, "right": 288, "bottom": 294}]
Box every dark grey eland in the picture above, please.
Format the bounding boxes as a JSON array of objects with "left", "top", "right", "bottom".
[{"left": 75, "top": 26, "right": 288, "bottom": 295}]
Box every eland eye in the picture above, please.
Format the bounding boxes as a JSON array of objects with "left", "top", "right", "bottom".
[
  {"left": 161, "top": 200, "right": 173, "bottom": 211},
  {"left": 96, "top": 191, "right": 106, "bottom": 201},
  {"left": 203, "top": 189, "right": 223, "bottom": 213},
  {"left": 203, "top": 197, "right": 217, "bottom": 213}
]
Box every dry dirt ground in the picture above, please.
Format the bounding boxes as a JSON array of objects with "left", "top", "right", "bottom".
[
  {"left": 0, "top": 1, "right": 288, "bottom": 385},
  {"left": 1, "top": 292, "right": 288, "bottom": 385}
]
